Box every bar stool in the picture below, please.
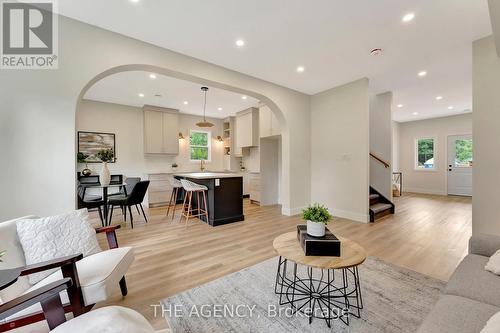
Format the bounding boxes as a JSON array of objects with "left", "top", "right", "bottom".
[
  {"left": 180, "top": 179, "right": 209, "bottom": 226},
  {"left": 166, "top": 177, "right": 183, "bottom": 219}
]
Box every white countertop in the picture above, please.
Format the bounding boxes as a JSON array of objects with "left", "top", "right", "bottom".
[{"left": 174, "top": 172, "right": 243, "bottom": 179}]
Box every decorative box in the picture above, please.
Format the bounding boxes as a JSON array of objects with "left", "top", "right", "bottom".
[{"left": 296, "top": 225, "right": 341, "bottom": 257}]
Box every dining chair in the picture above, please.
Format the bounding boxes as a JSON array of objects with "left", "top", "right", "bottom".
[
  {"left": 108, "top": 181, "right": 150, "bottom": 229},
  {"left": 77, "top": 185, "right": 106, "bottom": 226}
]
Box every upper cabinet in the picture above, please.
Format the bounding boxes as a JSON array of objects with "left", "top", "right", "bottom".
[
  {"left": 259, "top": 105, "right": 280, "bottom": 138},
  {"left": 143, "top": 105, "right": 179, "bottom": 155},
  {"left": 235, "top": 107, "right": 259, "bottom": 149}
]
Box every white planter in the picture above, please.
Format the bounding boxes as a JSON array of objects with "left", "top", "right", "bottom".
[
  {"left": 307, "top": 220, "right": 326, "bottom": 237},
  {"left": 100, "top": 162, "right": 111, "bottom": 186}
]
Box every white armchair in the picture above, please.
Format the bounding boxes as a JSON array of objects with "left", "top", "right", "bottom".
[{"left": 0, "top": 215, "right": 134, "bottom": 331}]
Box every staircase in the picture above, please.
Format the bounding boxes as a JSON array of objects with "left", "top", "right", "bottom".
[{"left": 369, "top": 187, "right": 394, "bottom": 222}]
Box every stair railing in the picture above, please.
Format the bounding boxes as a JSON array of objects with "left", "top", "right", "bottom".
[{"left": 369, "top": 152, "right": 390, "bottom": 168}]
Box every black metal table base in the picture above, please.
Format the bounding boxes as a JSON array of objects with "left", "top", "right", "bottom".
[{"left": 274, "top": 256, "right": 363, "bottom": 327}]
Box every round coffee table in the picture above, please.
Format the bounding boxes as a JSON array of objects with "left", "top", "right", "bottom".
[{"left": 273, "top": 231, "right": 366, "bottom": 327}]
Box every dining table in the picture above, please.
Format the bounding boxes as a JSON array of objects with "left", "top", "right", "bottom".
[{"left": 81, "top": 183, "right": 127, "bottom": 225}]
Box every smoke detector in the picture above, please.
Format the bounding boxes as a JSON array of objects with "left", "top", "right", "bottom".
[{"left": 370, "top": 48, "right": 383, "bottom": 56}]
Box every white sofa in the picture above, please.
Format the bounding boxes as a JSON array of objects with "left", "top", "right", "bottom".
[{"left": 0, "top": 215, "right": 134, "bottom": 330}]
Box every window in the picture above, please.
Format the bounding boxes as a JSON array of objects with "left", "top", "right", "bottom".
[
  {"left": 415, "top": 138, "right": 435, "bottom": 170},
  {"left": 454, "top": 138, "right": 473, "bottom": 167},
  {"left": 190, "top": 130, "right": 211, "bottom": 161}
]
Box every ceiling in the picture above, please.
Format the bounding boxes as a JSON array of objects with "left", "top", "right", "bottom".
[
  {"left": 59, "top": 0, "right": 492, "bottom": 122},
  {"left": 83, "top": 71, "right": 260, "bottom": 118}
]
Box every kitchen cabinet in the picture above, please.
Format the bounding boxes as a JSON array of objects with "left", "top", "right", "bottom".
[
  {"left": 235, "top": 107, "right": 259, "bottom": 149},
  {"left": 146, "top": 173, "right": 174, "bottom": 207},
  {"left": 248, "top": 173, "right": 261, "bottom": 204},
  {"left": 259, "top": 105, "right": 280, "bottom": 138},
  {"left": 143, "top": 105, "right": 179, "bottom": 155}
]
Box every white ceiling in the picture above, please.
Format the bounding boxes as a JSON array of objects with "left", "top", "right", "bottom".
[
  {"left": 59, "top": 0, "right": 492, "bottom": 122},
  {"left": 83, "top": 71, "right": 260, "bottom": 118}
]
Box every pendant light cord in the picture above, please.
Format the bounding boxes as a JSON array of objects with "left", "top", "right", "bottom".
[{"left": 203, "top": 88, "right": 207, "bottom": 121}]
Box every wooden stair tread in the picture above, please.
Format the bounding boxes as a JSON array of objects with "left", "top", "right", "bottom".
[
  {"left": 370, "top": 203, "right": 393, "bottom": 213},
  {"left": 369, "top": 194, "right": 379, "bottom": 200}
]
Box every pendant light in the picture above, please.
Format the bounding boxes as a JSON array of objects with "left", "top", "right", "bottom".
[{"left": 196, "top": 86, "right": 214, "bottom": 128}]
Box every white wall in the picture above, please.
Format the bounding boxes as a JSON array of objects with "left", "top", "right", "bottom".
[
  {"left": 369, "top": 92, "right": 393, "bottom": 200},
  {"left": 473, "top": 36, "right": 500, "bottom": 236},
  {"left": 0, "top": 15, "right": 311, "bottom": 220},
  {"left": 311, "top": 78, "right": 370, "bottom": 223},
  {"left": 392, "top": 121, "right": 401, "bottom": 172},
  {"left": 398, "top": 113, "right": 472, "bottom": 195},
  {"left": 77, "top": 100, "right": 225, "bottom": 177}
]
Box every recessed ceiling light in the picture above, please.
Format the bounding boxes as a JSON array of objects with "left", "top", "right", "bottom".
[
  {"left": 130, "top": 0, "right": 140, "bottom": 3},
  {"left": 235, "top": 39, "right": 245, "bottom": 47},
  {"left": 138, "top": 93, "right": 144, "bottom": 97},
  {"left": 183, "top": 101, "right": 188, "bottom": 105},
  {"left": 402, "top": 13, "right": 415, "bottom": 23},
  {"left": 397, "top": 104, "right": 404, "bottom": 108},
  {"left": 448, "top": 106, "right": 454, "bottom": 110},
  {"left": 418, "top": 71, "right": 427, "bottom": 77},
  {"left": 436, "top": 96, "right": 443, "bottom": 100},
  {"left": 296, "top": 66, "right": 305, "bottom": 73},
  {"left": 149, "top": 73, "right": 157, "bottom": 79},
  {"left": 217, "top": 107, "right": 223, "bottom": 111},
  {"left": 412, "top": 112, "right": 419, "bottom": 115},
  {"left": 241, "top": 95, "right": 247, "bottom": 100},
  {"left": 370, "top": 48, "right": 383, "bottom": 56}
]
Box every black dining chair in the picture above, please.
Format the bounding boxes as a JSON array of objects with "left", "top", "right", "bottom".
[
  {"left": 77, "top": 185, "right": 106, "bottom": 226},
  {"left": 108, "top": 181, "right": 150, "bottom": 229}
]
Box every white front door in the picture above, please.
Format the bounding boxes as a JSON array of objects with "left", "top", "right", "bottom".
[{"left": 447, "top": 134, "right": 472, "bottom": 196}]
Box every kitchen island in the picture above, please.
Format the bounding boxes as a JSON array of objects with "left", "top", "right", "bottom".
[{"left": 174, "top": 173, "right": 244, "bottom": 226}]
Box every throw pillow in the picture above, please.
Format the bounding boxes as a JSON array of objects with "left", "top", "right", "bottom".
[
  {"left": 485, "top": 249, "right": 500, "bottom": 275},
  {"left": 482, "top": 311, "right": 500, "bottom": 333},
  {"left": 16, "top": 209, "right": 101, "bottom": 284}
]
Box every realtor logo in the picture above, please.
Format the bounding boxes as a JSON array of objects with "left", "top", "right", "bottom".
[{"left": 1, "top": 0, "right": 58, "bottom": 69}]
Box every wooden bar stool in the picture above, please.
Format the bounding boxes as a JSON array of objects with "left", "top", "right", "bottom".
[
  {"left": 166, "top": 177, "right": 183, "bottom": 219},
  {"left": 180, "top": 179, "right": 209, "bottom": 226}
]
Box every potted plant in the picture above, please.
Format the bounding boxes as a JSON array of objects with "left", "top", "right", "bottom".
[
  {"left": 302, "top": 203, "right": 332, "bottom": 237},
  {"left": 77, "top": 152, "right": 92, "bottom": 176},
  {"left": 171, "top": 163, "right": 178, "bottom": 171},
  {"left": 96, "top": 149, "right": 115, "bottom": 186}
]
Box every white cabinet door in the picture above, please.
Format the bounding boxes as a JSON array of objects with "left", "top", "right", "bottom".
[
  {"left": 236, "top": 112, "right": 252, "bottom": 147},
  {"left": 162, "top": 112, "right": 179, "bottom": 154},
  {"left": 144, "top": 110, "right": 164, "bottom": 154},
  {"left": 259, "top": 106, "right": 272, "bottom": 138}
]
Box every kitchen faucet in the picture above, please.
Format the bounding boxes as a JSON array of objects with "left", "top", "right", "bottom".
[{"left": 200, "top": 159, "right": 205, "bottom": 172}]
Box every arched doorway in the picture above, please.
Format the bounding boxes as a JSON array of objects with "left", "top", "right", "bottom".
[{"left": 75, "top": 64, "right": 287, "bottom": 216}]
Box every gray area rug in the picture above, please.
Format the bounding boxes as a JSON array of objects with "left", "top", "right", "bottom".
[{"left": 163, "top": 257, "right": 444, "bottom": 332}]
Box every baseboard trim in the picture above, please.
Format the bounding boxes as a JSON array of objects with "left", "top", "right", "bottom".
[
  {"left": 281, "top": 206, "right": 305, "bottom": 216},
  {"left": 404, "top": 187, "right": 447, "bottom": 196},
  {"left": 332, "top": 208, "right": 369, "bottom": 223}
]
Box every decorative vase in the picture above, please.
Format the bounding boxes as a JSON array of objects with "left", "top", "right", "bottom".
[
  {"left": 100, "top": 162, "right": 111, "bottom": 186},
  {"left": 307, "top": 220, "right": 326, "bottom": 237},
  {"left": 82, "top": 164, "right": 92, "bottom": 176}
]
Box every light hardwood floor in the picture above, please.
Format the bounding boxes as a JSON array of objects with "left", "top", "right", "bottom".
[{"left": 91, "top": 193, "right": 471, "bottom": 329}]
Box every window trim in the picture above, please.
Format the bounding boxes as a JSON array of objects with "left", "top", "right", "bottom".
[
  {"left": 414, "top": 136, "right": 437, "bottom": 171},
  {"left": 189, "top": 129, "right": 212, "bottom": 162}
]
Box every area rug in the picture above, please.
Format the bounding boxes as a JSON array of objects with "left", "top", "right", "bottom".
[{"left": 162, "top": 257, "right": 444, "bottom": 332}]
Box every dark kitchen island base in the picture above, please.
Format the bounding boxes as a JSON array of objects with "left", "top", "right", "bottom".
[{"left": 174, "top": 173, "right": 244, "bottom": 226}]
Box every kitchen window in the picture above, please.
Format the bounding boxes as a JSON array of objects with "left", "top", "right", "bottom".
[
  {"left": 190, "top": 130, "right": 211, "bottom": 161},
  {"left": 415, "top": 137, "right": 435, "bottom": 170}
]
